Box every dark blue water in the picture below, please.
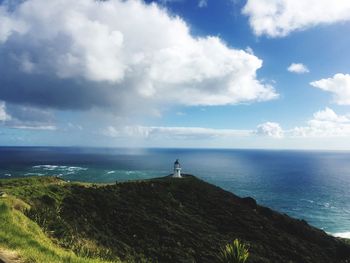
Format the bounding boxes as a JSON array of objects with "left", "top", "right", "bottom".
[{"left": 1, "top": 147, "right": 350, "bottom": 237}]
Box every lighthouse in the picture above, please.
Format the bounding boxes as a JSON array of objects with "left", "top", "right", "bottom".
[{"left": 173, "top": 159, "right": 182, "bottom": 178}]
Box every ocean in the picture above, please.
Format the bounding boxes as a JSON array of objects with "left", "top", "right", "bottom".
[{"left": 1, "top": 146, "right": 350, "bottom": 238}]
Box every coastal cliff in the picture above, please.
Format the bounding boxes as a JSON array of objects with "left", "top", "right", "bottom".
[{"left": 1, "top": 175, "right": 350, "bottom": 263}]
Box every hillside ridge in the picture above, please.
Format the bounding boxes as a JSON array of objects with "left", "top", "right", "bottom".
[{"left": 1, "top": 175, "right": 350, "bottom": 263}]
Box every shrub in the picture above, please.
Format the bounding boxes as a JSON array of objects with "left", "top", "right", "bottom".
[{"left": 217, "top": 239, "right": 249, "bottom": 263}]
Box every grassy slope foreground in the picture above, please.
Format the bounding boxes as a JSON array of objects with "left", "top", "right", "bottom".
[
  {"left": 1, "top": 175, "right": 350, "bottom": 263},
  {"left": 0, "top": 177, "right": 116, "bottom": 263}
]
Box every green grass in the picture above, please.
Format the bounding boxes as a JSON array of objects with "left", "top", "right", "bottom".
[
  {"left": 217, "top": 239, "right": 249, "bottom": 263},
  {"left": 0, "top": 196, "right": 116, "bottom": 263},
  {"left": 0, "top": 176, "right": 66, "bottom": 205}
]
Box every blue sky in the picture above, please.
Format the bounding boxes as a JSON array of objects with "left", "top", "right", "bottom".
[{"left": 1, "top": 0, "right": 350, "bottom": 149}]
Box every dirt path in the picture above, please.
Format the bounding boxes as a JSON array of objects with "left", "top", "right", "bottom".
[{"left": 0, "top": 248, "right": 22, "bottom": 263}]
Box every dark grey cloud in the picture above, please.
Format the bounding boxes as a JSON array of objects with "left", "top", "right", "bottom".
[{"left": 2, "top": 103, "right": 56, "bottom": 130}]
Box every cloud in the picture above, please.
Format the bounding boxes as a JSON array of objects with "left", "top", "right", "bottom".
[
  {"left": 242, "top": 0, "right": 350, "bottom": 37},
  {"left": 292, "top": 108, "right": 350, "bottom": 137},
  {"left": 310, "top": 73, "right": 350, "bottom": 105},
  {"left": 312, "top": 107, "right": 349, "bottom": 123},
  {"left": 103, "top": 108, "right": 350, "bottom": 140},
  {"left": 10, "top": 125, "right": 56, "bottom": 130},
  {"left": 255, "top": 109, "right": 350, "bottom": 138},
  {"left": 103, "top": 123, "right": 287, "bottom": 140},
  {"left": 103, "top": 125, "right": 252, "bottom": 140},
  {"left": 255, "top": 122, "right": 283, "bottom": 138},
  {"left": 198, "top": 0, "right": 208, "bottom": 8},
  {"left": 287, "top": 63, "right": 309, "bottom": 74},
  {"left": 0, "top": 101, "right": 11, "bottom": 121},
  {"left": 0, "top": 0, "right": 277, "bottom": 117},
  {"left": 0, "top": 101, "right": 56, "bottom": 130}
]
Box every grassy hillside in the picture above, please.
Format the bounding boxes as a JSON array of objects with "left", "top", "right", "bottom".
[
  {"left": 0, "top": 196, "right": 115, "bottom": 263},
  {"left": 1, "top": 175, "right": 350, "bottom": 263}
]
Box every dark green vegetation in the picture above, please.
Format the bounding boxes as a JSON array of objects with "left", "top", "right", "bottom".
[
  {"left": 1, "top": 175, "right": 350, "bottom": 263},
  {"left": 0, "top": 177, "right": 115, "bottom": 263}
]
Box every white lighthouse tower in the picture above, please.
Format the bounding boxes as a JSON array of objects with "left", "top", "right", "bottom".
[{"left": 173, "top": 159, "right": 182, "bottom": 178}]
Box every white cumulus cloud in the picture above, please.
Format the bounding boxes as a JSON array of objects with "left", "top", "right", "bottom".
[
  {"left": 313, "top": 107, "right": 349, "bottom": 123},
  {"left": 0, "top": 0, "right": 277, "bottom": 117},
  {"left": 287, "top": 63, "right": 309, "bottom": 74},
  {"left": 310, "top": 73, "right": 350, "bottom": 105},
  {"left": 292, "top": 108, "right": 350, "bottom": 137},
  {"left": 255, "top": 122, "right": 284, "bottom": 138},
  {"left": 242, "top": 0, "right": 350, "bottom": 37},
  {"left": 254, "top": 109, "right": 350, "bottom": 139},
  {"left": 0, "top": 101, "right": 11, "bottom": 121}
]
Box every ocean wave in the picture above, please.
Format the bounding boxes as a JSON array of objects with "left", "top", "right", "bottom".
[
  {"left": 107, "top": 171, "right": 116, "bottom": 174},
  {"left": 25, "top": 173, "right": 45, "bottom": 176},
  {"left": 33, "top": 165, "right": 59, "bottom": 170},
  {"left": 125, "top": 171, "right": 138, "bottom": 175},
  {"left": 331, "top": 232, "right": 350, "bottom": 239},
  {"left": 300, "top": 199, "right": 314, "bottom": 204},
  {"left": 300, "top": 198, "right": 334, "bottom": 208},
  {"left": 32, "top": 165, "right": 88, "bottom": 173},
  {"left": 67, "top": 166, "right": 88, "bottom": 172}
]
